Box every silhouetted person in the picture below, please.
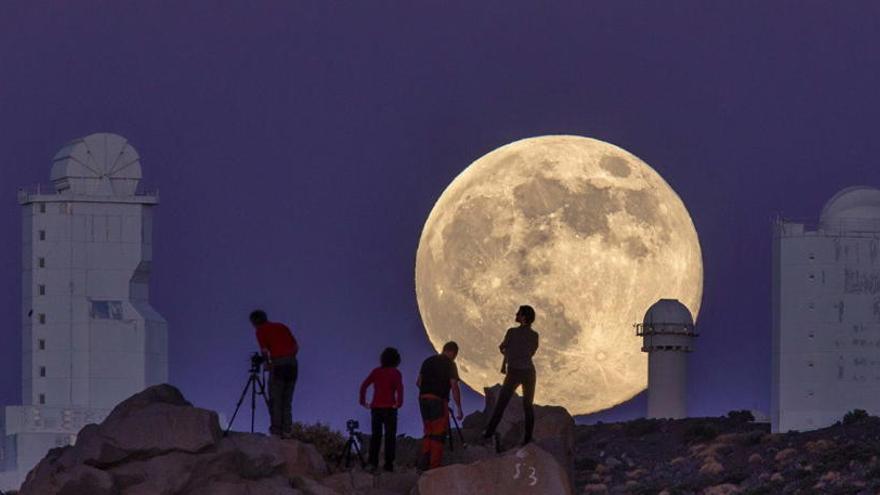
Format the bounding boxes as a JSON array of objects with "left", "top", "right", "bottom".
[
  {"left": 483, "top": 305, "right": 539, "bottom": 446},
  {"left": 359, "top": 347, "right": 404, "bottom": 472},
  {"left": 250, "top": 309, "right": 299, "bottom": 438},
  {"left": 417, "top": 341, "right": 464, "bottom": 470}
]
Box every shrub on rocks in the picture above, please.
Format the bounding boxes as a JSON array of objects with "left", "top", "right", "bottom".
[
  {"left": 842, "top": 409, "right": 870, "bottom": 426},
  {"left": 684, "top": 423, "right": 719, "bottom": 443}
]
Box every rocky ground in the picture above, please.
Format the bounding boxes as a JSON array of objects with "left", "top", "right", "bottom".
[
  {"left": 12, "top": 384, "right": 880, "bottom": 494},
  {"left": 574, "top": 411, "right": 880, "bottom": 494},
  {"left": 10, "top": 384, "right": 573, "bottom": 495}
]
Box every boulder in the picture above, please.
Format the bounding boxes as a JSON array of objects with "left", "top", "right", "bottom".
[
  {"left": 703, "top": 484, "right": 741, "bottom": 495},
  {"left": 414, "top": 443, "right": 571, "bottom": 495},
  {"left": 185, "top": 477, "right": 299, "bottom": 495},
  {"left": 19, "top": 384, "right": 328, "bottom": 495},
  {"left": 110, "top": 451, "right": 199, "bottom": 494},
  {"left": 321, "top": 471, "right": 374, "bottom": 494},
  {"left": 56, "top": 384, "right": 223, "bottom": 469},
  {"left": 20, "top": 464, "right": 116, "bottom": 495},
  {"left": 464, "top": 384, "right": 575, "bottom": 482},
  {"left": 292, "top": 475, "right": 341, "bottom": 495}
]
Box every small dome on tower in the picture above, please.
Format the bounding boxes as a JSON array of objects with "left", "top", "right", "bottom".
[
  {"left": 819, "top": 186, "right": 880, "bottom": 233},
  {"left": 643, "top": 299, "right": 694, "bottom": 326},
  {"left": 50, "top": 133, "right": 142, "bottom": 196}
]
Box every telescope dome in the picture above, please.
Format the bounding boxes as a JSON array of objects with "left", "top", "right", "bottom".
[
  {"left": 643, "top": 298, "right": 694, "bottom": 326},
  {"left": 50, "top": 133, "right": 142, "bottom": 196},
  {"left": 819, "top": 186, "right": 880, "bottom": 233}
]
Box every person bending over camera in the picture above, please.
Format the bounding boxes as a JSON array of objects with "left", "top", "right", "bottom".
[
  {"left": 359, "top": 347, "right": 404, "bottom": 472},
  {"left": 250, "top": 309, "right": 299, "bottom": 438},
  {"left": 417, "top": 341, "right": 463, "bottom": 471}
]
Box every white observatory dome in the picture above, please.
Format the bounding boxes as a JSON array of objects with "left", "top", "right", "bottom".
[
  {"left": 819, "top": 186, "right": 880, "bottom": 233},
  {"left": 643, "top": 298, "right": 694, "bottom": 326},
  {"left": 50, "top": 133, "right": 142, "bottom": 196}
]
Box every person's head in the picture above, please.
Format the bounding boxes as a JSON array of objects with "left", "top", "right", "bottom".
[
  {"left": 442, "top": 341, "right": 459, "bottom": 360},
  {"left": 380, "top": 347, "right": 401, "bottom": 368},
  {"left": 516, "top": 305, "right": 536, "bottom": 326},
  {"left": 249, "top": 309, "right": 268, "bottom": 328}
]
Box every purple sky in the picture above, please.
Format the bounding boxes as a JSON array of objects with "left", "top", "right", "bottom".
[{"left": 2, "top": 2, "right": 880, "bottom": 435}]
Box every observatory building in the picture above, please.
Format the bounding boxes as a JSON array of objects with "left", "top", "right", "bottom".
[
  {"left": 636, "top": 299, "right": 698, "bottom": 419},
  {"left": 772, "top": 186, "right": 880, "bottom": 433},
  {"left": 636, "top": 299, "right": 697, "bottom": 419},
  {"left": 0, "top": 133, "right": 168, "bottom": 490}
]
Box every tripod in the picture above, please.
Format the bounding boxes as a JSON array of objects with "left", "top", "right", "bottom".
[
  {"left": 225, "top": 359, "right": 269, "bottom": 436},
  {"left": 336, "top": 423, "right": 366, "bottom": 469},
  {"left": 447, "top": 407, "right": 467, "bottom": 451}
]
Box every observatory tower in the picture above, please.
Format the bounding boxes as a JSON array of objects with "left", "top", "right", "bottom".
[
  {"left": 636, "top": 299, "right": 697, "bottom": 419},
  {"left": 773, "top": 186, "right": 880, "bottom": 433},
  {"left": 0, "top": 133, "right": 167, "bottom": 491}
]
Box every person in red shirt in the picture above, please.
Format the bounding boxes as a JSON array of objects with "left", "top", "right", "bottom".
[
  {"left": 359, "top": 347, "right": 403, "bottom": 472},
  {"left": 251, "top": 309, "right": 299, "bottom": 438}
]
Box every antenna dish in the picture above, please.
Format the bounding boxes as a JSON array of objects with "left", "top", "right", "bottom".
[{"left": 50, "top": 133, "right": 142, "bottom": 196}]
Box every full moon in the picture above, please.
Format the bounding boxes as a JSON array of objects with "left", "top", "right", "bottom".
[{"left": 415, "top": 136, "right": 703, "bottom": 415}]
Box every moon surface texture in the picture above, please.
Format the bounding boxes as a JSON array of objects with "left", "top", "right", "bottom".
[{"left": 415, "top": 136, "right": 703, "bottom": 415}]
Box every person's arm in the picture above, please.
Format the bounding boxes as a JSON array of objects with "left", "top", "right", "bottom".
[
  {"left": 255, "top": 328, "right": 271, "bottom": 360},
  {"left": 416, "top": 374, "right": 422, "bottom": 388},
  {"left": 450, "top": 362, "right": 463, "bottom": 420},
  {"left": 450, "top": 379, "right": 463, "bottom": 420},
  {"left": 499, "top": 329, "right": 511, "bottom": 354},
  {"left": 359, "top": 370, "right": 374, "bottom": 409},
  {"left": 529, "top": 332, "right": 539, "bottom": 357},
  {"left": 395, "top": 370, "right": 404, "bottom": 409}
]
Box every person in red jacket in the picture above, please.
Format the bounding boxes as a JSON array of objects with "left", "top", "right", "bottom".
[
  {"left": 251, "top": 309, "right": 299, "bottom": 438},
  {"left": 359, "top": 347, "right": 403, "bottom": 472}
]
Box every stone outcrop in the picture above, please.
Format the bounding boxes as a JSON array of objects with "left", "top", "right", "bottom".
[
  {"left": 16, "top": 384, "right": 575, "bottom": 495},
  {"left": 18, "top": 384, "right": 326, "bottom": 495},
  {"left": 415, "top": 443, "right": 571, "bottom": 495},
  {"left": 460, "top": 384, "right": 575, "bottom": 483}
]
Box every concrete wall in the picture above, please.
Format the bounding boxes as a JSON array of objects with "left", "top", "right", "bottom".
[
  {"left": 1, "top": 192, "right": 166, "bottom": 492},
  {"left": 21, "top": 198, "right": 166, "bottom": 410},
  {"left": 772, "top": 223, "right": 880, "bottom": 432}
]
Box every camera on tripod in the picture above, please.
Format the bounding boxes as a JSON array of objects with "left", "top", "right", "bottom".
[
  {"left": 338, "top": 419, "right": 365, "bottom": 469},
  {"left": 250, "top": 352, "right": 266, "bottom": 371}
]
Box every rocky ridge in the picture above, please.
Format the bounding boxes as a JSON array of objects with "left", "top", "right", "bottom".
[{"left": 14, "top": 384, "right": 574, "bottom": 495}]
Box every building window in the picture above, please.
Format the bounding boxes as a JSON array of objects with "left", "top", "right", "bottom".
[
  {"left": 90, "top": 301, "right": 124, "bottom": 320},
  {"left": 39, "top": 366, "right": 46, "bottom": 377},
  {"left": 38, "top": 339, "right": 45, "bottom": 350},
  {"left": 38, "top": 284, "right": 45, "bottom": 295},
  {"left": 38, "top": 313, "right": 46, "bottom": 324},
  {"left": 38, "top": 203, "right": 46, "bottom": 214},
  {"left": 38, "top": 257, "right": 45, "bottom": 268},
  {"left": 38, "top": 230, "right": 46, "bottom": 241},
  {"left": 38, "top": 394, "right": 45, "bottom": 405}
]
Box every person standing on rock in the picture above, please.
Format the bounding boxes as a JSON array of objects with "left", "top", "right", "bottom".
[
  {"left": 417, "top": 341, "right": 464, "bottom": 471},
  {"left": 250, "top": 309, "right": 299, "bottom": 438},
  {"left": 482, "top": 305, "right": 539, "bottom": 447},
  {"left": 359, "top": 347, "right": 404, "bottom": 472}
]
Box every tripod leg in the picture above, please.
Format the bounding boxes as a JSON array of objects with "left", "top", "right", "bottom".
[
  {"left": 225, "top": 374, "right": 254, "bottom": 436},
  {"left": 250, "top": 374, "right": 258, "bottom": 434},
  {"left": 351, "top": 434, "right": 366, "bottom": 468}
]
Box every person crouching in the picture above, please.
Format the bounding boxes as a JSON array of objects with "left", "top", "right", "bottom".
[{"left": 359, "top": 347, "right": 404, "bottom": 472}]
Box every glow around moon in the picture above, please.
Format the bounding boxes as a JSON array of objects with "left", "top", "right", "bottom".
[{"left": 415, "top": 136, "right": 703, "bottom": 415}]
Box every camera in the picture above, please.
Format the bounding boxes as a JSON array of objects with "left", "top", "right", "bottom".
[
  {"left": 250, "top": 352, "right": 266, "bottom": 371},
  {"left": 346, "top": 419, "right": 359, "bottom": 433}
]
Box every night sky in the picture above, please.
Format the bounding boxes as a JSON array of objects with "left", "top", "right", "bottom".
[{"left": 2, "top": 2, "right": 880, "bottom": 435}]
